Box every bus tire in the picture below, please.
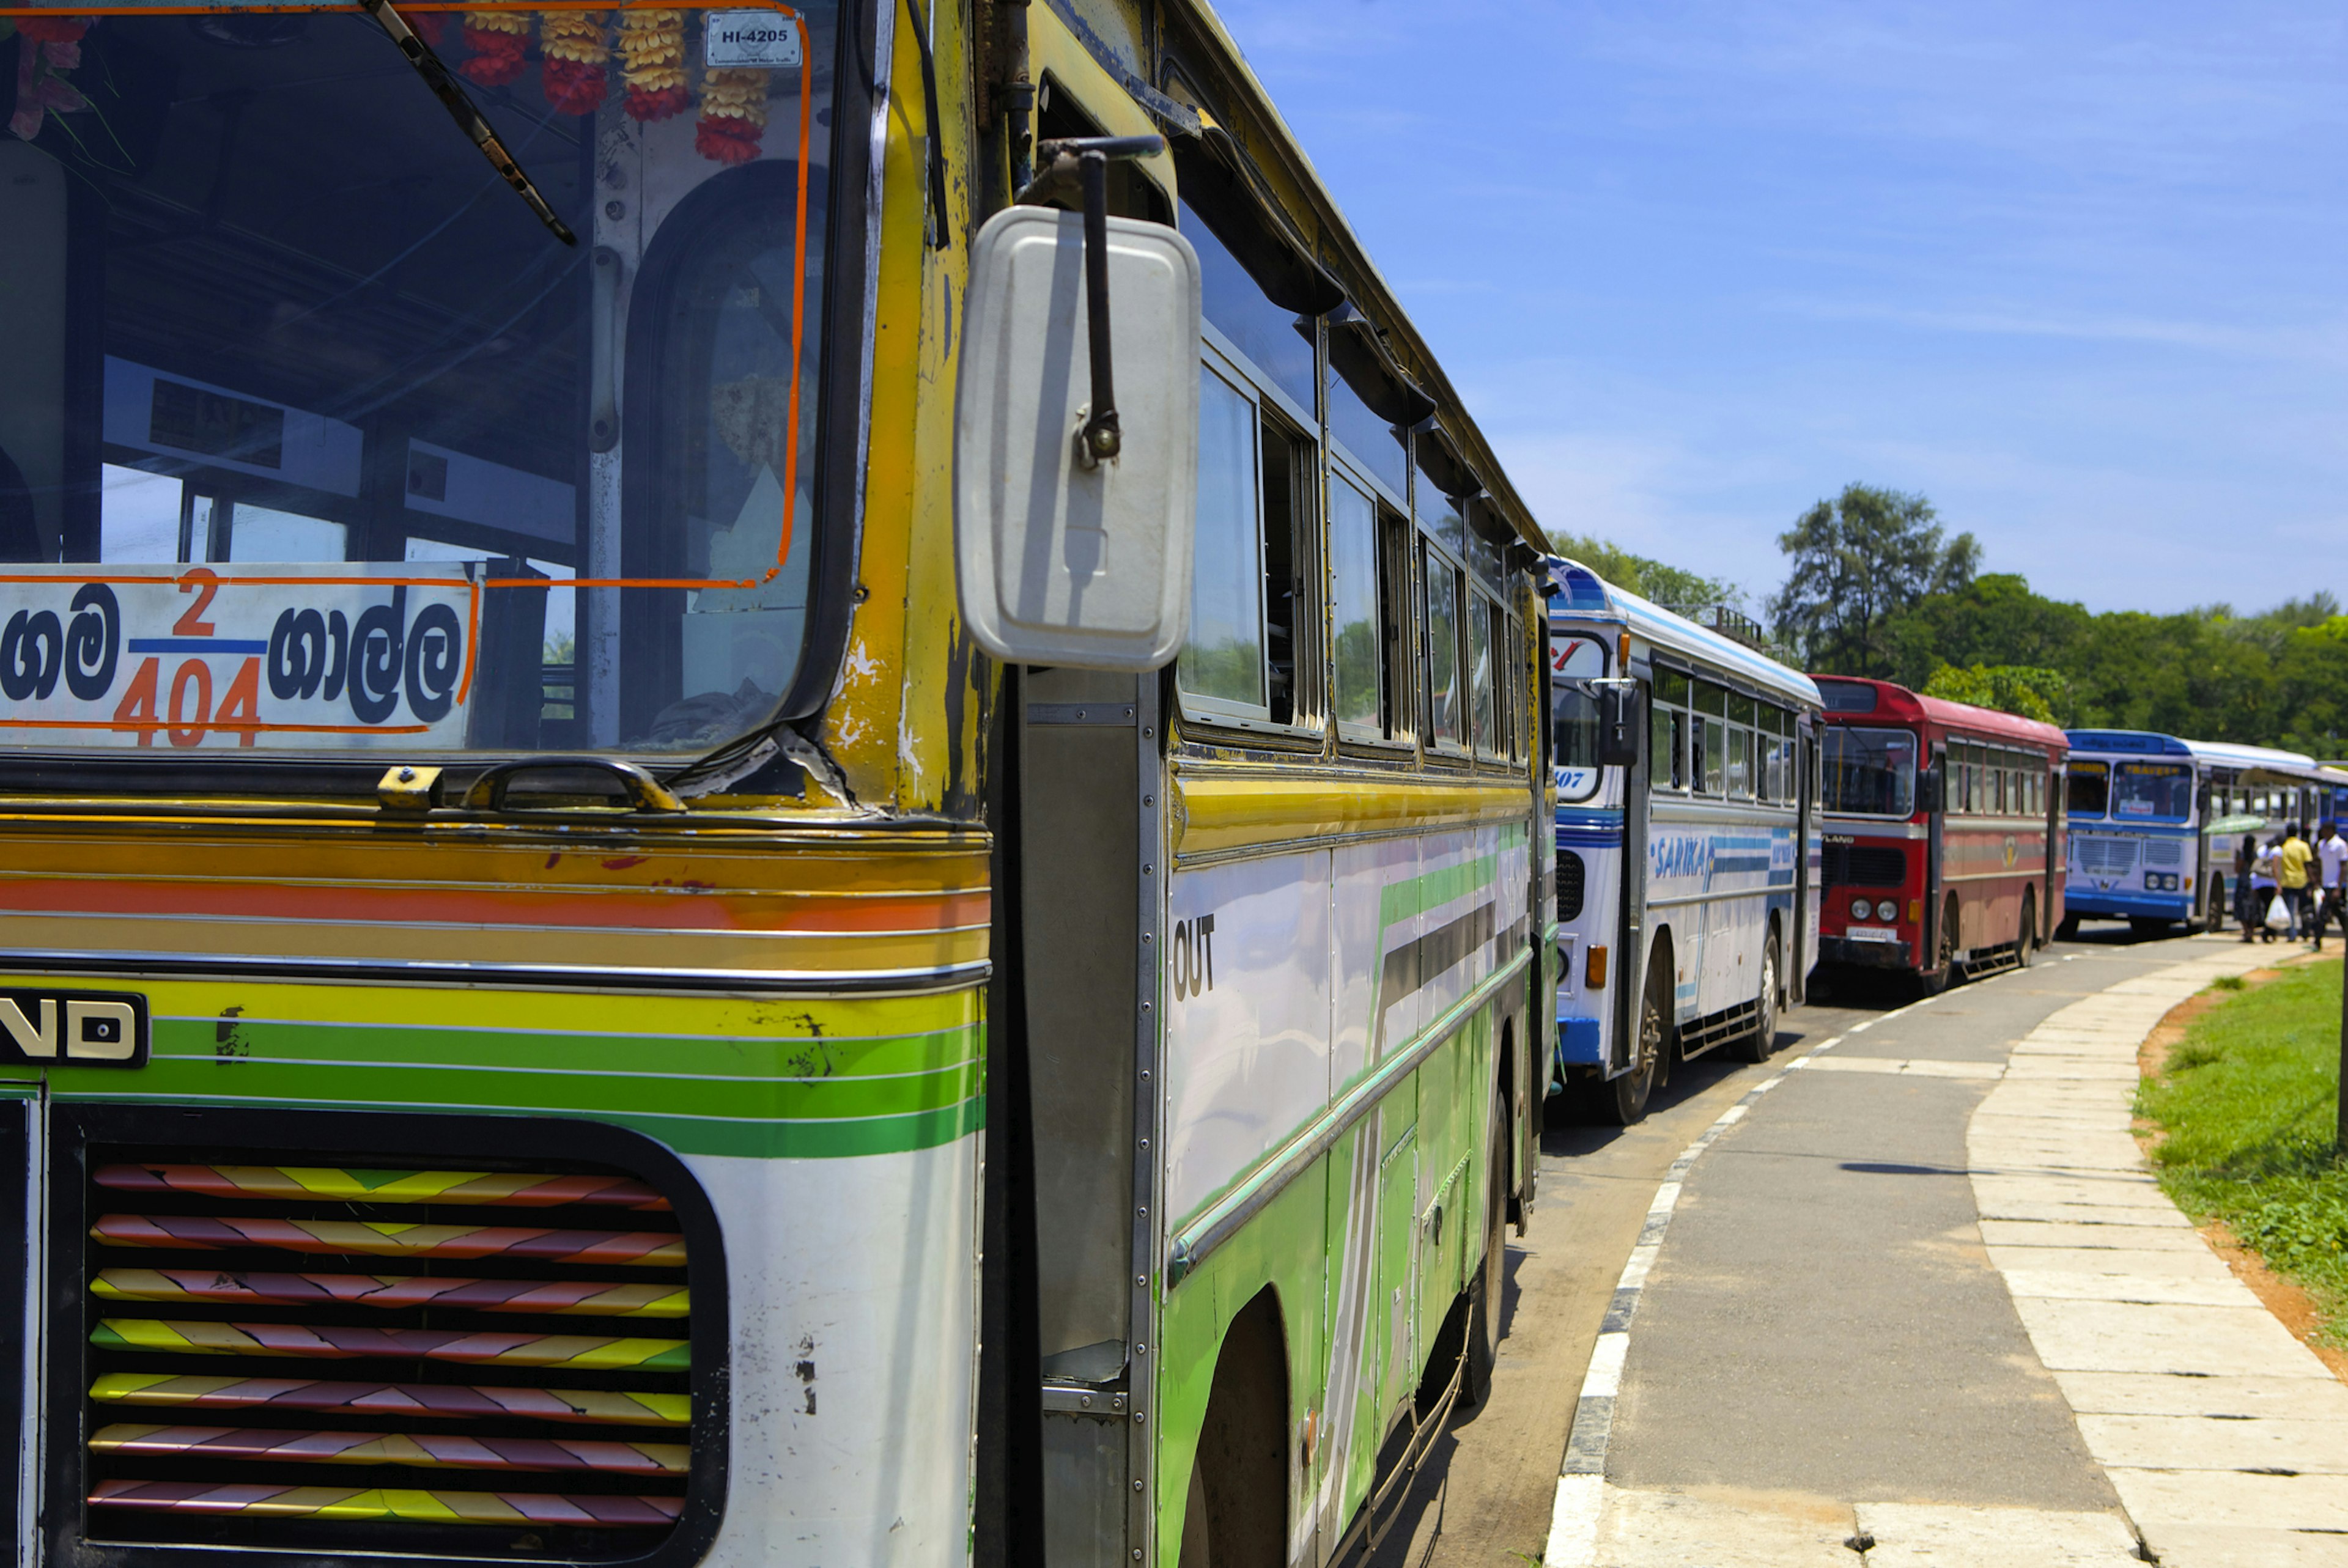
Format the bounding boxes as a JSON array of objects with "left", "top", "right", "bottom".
[
  {"left": 1598, "top": 954, "right": 1670, "bottom": 1125},
  {"left": 1728, "top": 928, "right": 1781, "bottom": 1064},
  {"left": 2015, "top": 891, "right": 2037, "bottom": 968},
  {"left": 1918, "top": 895, "right": 1959, "bottom": 998},
  {"left": 1179, "top": 1292, "right": 1287, "bottom": 1568},
  {"left": 1465, "top": 1086, "right": 1507, "bottom": 1408}
]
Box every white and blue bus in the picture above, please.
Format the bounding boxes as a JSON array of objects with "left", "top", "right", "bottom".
[
  {"left": 2064, "top": 731, "right": 2325, "bottom": 934},
  {"left": 1548, "top": 561, "right": 1824, "bottom": 1123}
]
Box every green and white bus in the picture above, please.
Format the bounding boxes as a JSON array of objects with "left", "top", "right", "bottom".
[{"left": 0, "top": 0, "right": 1554, "bottom": 1563}]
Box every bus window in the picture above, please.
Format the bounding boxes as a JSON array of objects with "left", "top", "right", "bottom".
[
  {"left": 1551, "top": 631, "right": 1607, "bottom": 800},
  {"left": 1423, "top": 547, "right": 1462, "bottom": 750},
  {"left": 1694, "top": 680, "right": 1727, "bottom": 795},
  {"left": 1260, "top": 419, "right": 1307, "bottom": 725},
  {"left": 1823, "top": 727, "right": 1917, "bottom": 817},
  {"left": 2113, "top": 762, "right": 2191, "bottom": 822},
  {"left": 1653, "top": 669, "right": 1689, "bottom": 790},
  {"left": 1468, "top": 593, "right": 1497, "bottom": 756},
  {"left": 2070, "top": 764, "right": 2108, "bottom": 816},
  {"left": 1330, "top": 476, "right": 1383, "bottom": 736},
  {"left": 1180, "top": 364, "right": 1266, "bottom": 715},
  {"left": 1727, "top": 693, "right": 1754, "bottom": 799}
]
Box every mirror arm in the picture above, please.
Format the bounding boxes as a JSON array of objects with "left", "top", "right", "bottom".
[{"left": 1020, "top": 134, "right": 1166, "bottom": 466}]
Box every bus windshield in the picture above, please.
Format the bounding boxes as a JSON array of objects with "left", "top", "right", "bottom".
[
  {"left": 1549, "top": 632, "right": 1608, "bottom": 801},
  {"left": 2068, "top": 762, "right": 2108, "bottom": 817},
  {"left": 0, "top": 2, "right": 836, "bottom": 757},
  {"left": 2111, "top": 762, "right": 2192, "bottom": 822},
  {"left": 1821, "top": 726, "right": 1916, "bottom": 817}
]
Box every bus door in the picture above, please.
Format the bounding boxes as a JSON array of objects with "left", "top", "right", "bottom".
[
  {"left": 1926, "top": 742, "right": 1949, "bottom": 964},
  {"left": 1615, "top": 666, "right": 1652, "bottom": 1077},
  {"left": 2045, "top": 760, "right": 2066, "bottom": 938},
  {"left": 1791, "top": 715, "right": 1815, "bottom": 1004},
  {"left": 2194, "top": 775, "right": 2215, "bottom": 929},
  {"left": 1012, "top": 665, "right": 1160, "bottom": 1566}
]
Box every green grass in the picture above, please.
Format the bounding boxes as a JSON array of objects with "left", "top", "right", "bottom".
[{"left": 2136, "top": 962, "right": 2348, "bottom": 1345}]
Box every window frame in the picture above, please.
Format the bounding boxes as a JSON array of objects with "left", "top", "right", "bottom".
[
  {"left": 1329, "top": 450, "right": 1413, "bottom": 753},
  {"left": 1177, "top": 333, "right": 1325, "bottom": 743}
]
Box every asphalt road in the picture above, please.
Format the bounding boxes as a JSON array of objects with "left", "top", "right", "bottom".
[{"left": 1364, "top": 921, "right": 2218, "bottom": 1567}]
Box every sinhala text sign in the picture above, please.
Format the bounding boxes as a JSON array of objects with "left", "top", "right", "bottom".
[{"left": 0, "top": 563, "right": 479, "bottom": 749}]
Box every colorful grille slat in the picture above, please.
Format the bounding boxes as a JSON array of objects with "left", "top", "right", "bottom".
[
  {"left": 93, "top": 1268, "right": 688, "bottom": 1318},
  {"left": 90, "top": 1213, "right": 685, "bottom": 1265},
  {"left": 84, "top": 1158, "right": 692, "bottom": 1545},
  {"left": 94, "top": 1164, "right": 670, "bottom": 1212},
  {"left": 91, "top": 1424, "right": 687, "bottom": 1476},
  {"left": 87, "top": 1480, "right": 683, "bottom": 1528},
  {"left": 94, "top": 1319, "right": 689, "bottom": 1371},
  {"left": 90, "top": 1374, "right": 688, "bottom": 1427}
]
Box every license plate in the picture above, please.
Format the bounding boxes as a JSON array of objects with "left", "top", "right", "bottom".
[{"left": 1845, "top": 926, "right": 1897, "bottom": 943}]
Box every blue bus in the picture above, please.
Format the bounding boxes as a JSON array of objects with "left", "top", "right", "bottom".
[
  {"left": 1548, "top": 561, "right": 1823, "bottom": 1123},
  {"left": 2063, "top": 731, "right": 2323, "bottom": 934}
]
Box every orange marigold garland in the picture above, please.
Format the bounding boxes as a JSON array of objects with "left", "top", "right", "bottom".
[
  {"left": 538, "top": 10, "right": 610, "bottom": 114},
  {"left": 617, "top": 9, "right": 688, "bottom": 122},
  {"left": 695, "top": 67, "right": 766, "bottom": 164},
  {"left": 457, "top": 10, "right": 530, "bottom": 86}
]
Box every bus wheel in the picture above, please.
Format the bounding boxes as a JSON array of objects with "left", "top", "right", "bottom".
[
  {"left": 2015, "top": 891, "right": 2037, "bottom": 968},
  {"left": 1180, "top": 1292, "right": 1286, "bottom": 1568},
  {"left": 1597, "top": 957, "right": 1669, "bottom": 1125},
  {"left": 1918, "top": 896, "right": 1959, "bottom": 997},
  {"left": 1465, "top": 1087, "right": 1507, "bottom": 1408},
  {"left": 1729, "top": 929, "right": 1781, "bottom": 1064}
]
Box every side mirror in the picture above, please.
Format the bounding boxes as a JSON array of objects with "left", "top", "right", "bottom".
[
  {"left": 1919, "top": 766, "right": 1943, "bottom": 812},
  {"left": 953, "top": 199, "right": 1201, "bottom": 671},
  {"left": 1597, "top": 682, "right": 1641, "bottom": 767}
]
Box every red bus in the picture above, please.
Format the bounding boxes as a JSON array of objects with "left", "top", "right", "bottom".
[{"left": 1814, "top": 677, "right": 2069, "bottom": 993}]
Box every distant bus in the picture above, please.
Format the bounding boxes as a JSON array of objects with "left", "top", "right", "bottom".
[
  {"left": 1812, "top": 679, "right": 2067, "bottom": 992},
  {"left": 2064, "top": 732, "right": 2323, "bottom": 933},
  {"left": 2318, "top": 764, "right": 2348, "bottom": 828},
  {"left": 1548, "top": 561, "right": 1823, "bottom": 1124}
]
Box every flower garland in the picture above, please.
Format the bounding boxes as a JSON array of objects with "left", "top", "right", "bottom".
[
  {"left": 694, "top": 66, "right": 766, "bottom": 164},
  {"left": 9, "top": 15, "right": 90, "bottom": 143},
  {"left": 537, "top": 10, "right": 609, "bottom": 114},
  {"left": 456, "top": 9, "right": 530, "bottom": 87},
  {"left": 616, "top": 9, "right": 688, "bottom": 122}
]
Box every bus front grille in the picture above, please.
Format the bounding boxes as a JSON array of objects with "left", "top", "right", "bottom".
[
  {"left": 74, "top": 1139, "right": 701, "bottom": 1562},
  {"left": 1823, "top": 844, "right": 1907, "bottom": 888},
  {"left": 1557, "top": 849, "right": 1586, "bottom": 921},
  {"left": 2078, "top": 837, "right": 2139, "bottom": 877}
]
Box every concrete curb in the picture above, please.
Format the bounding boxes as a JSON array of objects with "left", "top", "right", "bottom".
[{"left": 1966, "top": 938, "right": 2348, "bottom": 1567}]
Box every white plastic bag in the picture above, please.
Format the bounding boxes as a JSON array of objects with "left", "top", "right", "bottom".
[{"left": 2267, "top": 896, "right": 2293, "bottom": 933}]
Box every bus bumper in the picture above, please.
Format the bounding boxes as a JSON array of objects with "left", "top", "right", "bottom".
[
  {"left": 2066, "top": 889, "right": 2191, "bottom": 921},
  {"left": 1556, "top": 1015, "right": 1604, "bottom": 1065},
  {"left": 1820, "top": 935, "right": 1913, "bottom": 968}
]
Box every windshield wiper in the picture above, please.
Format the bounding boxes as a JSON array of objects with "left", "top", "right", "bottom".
[{"left": 357, "top": 0, "right": 577, "bottom": 247}]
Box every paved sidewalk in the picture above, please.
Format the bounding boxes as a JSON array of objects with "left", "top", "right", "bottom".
[
  {"left": 1541, "top": 935, "right": 2348, "bottom": 1567},
  {"left": 1969, "top": 939, "right": 2348, "bottom": 1568}
]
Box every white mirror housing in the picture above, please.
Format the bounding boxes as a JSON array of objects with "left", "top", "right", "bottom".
[{"left": 953, "top": 206, "right": 1200, "bottom": 671}]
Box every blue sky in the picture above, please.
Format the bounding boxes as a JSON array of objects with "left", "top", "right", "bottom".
[{"left": 1212, "top": 0, "right": 2348, "bottom": 616}]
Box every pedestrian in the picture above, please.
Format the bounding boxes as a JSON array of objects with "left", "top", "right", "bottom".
[
  {"left": 2235, "top": 833, "right": 2260, "bottom": 942},
  {"left": 2253, "top": 833, "right": 2281, "bottom": 943},
  {"left": 2317, "top": 821, "right": 2347, "bottom": 952},
  {"left": 2280, "top": 822, "right": 2314, "bottom": 943}
]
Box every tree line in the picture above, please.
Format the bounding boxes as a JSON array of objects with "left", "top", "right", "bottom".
[{"left": 1555, "top": 483, "right": 2348, "bottom": 757}]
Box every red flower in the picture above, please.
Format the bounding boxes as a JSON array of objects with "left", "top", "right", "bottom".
[
  {"left": 456, "top": 18, "right": 527, "bottom": 86},
  {"left": 541, "top": 56, "right": 605, "bottom": 115},
  {"left": 694, "top": 116, "right": 761, "bottom": 165},
  {"left": 624, "top": 83, "right": 689, "bottom": 122}
]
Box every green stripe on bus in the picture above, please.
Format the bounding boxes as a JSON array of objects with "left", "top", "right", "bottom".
[
  {"left": 50, "top": 1092, "right": 986, "bottom": 1160},
  {"left": 1378, "top": 853, "right": 1498, "bottom": 929}
]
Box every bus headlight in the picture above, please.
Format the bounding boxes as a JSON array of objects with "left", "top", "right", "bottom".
[
  {"left": 1875, "top": 899, "right": 1898, "bottom": 921},
  {"left": 1850, "top": 897, "right": 1871, "bottom": 920}
]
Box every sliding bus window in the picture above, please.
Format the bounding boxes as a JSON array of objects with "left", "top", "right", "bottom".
[
  {"left": 1330, "top": 469, "right": 1389, "bottom": 741},
  {"left": 1652, "top": 668, "right": 1689, "bottom": 791},
  {"left": 1468, "top": 592, "right": 1497, "bottom": 757},
  {"left": 1693, "top": 679, "right": 1727, "bottom": 795},
  {"left": 1726, "top": 693, "right": 1754, "bottom": 800},
  {"left": 1422, "top": 544, "right": 1463, "bottom": 752},
  {"left": 1180, "top": 347, "right": 1316, "bottom": 730}
]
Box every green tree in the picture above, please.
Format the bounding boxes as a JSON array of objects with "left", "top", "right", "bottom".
[
  {"left": 1883, "top": 573, "right": 2092, "bottom": 691},
  {"left": 1921, "top": 663, "right": 2067, "bottom": 723},
  {"left": 1768, "top": 484, "right": 1979, "bottom": 677}
]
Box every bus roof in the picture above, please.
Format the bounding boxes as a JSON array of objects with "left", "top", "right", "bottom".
[
  {"left": 2066, "top": 730, "right": 2320, "bottom": 776},
  {"left": 1544, "top": 559, "right": 1822, "bottom": 710},
  {"left": 1812, "top": 677, "right": 2067, "bottom": 752}
]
